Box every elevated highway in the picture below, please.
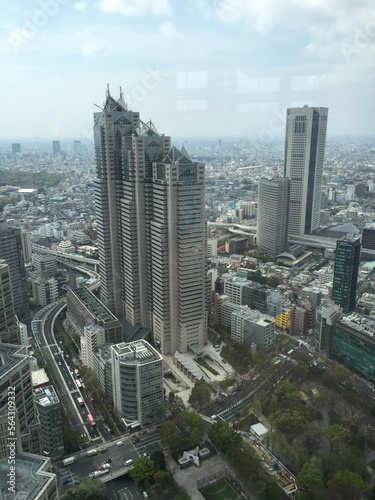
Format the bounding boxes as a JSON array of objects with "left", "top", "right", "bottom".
[{"left": 32, "top": 243, "right": 99, "bottom": 271}]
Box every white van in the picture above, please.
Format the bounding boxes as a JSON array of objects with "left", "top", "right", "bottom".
[{"left": 124, "top": 459, "right": 133, "bottom": 466}]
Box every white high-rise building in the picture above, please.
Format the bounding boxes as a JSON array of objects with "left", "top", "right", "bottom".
[
  {"left": 94, "top": 89, "right": 207, "bottom": 354},
  {"left": 111, "top": 340, "right": 163, "bottom": 430},
  {"left": 257, "top": 176, "right": 290, "bottom": 257},
  {"left": 284, "top": 106, "right": 328, "bottom": 236}
]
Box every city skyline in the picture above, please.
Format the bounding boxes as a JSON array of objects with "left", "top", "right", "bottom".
[{"left": 1, "top": 1, "right": 374, "bottom": 139}]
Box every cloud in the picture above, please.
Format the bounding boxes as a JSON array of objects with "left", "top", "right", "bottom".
[
  {"left": 206, "top": 0, "right": 375, "bottom": 40},
  {"left": 159, "top": 21, "right": 181, "bottom": 38},
  {"left": 74, "top": 2, "right": 88, "bottom": 11},
  {"left": 81, "top": 39, "right": 107, "bottom": 56},
  {"left": 97, "top": 0, "right": 172, "bottom": 17}
]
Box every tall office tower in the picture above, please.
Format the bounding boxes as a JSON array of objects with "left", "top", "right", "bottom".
[
  {"left": 257, "top": 176, "right": 290, "bottom": 257},
  {"left": 0, "top": 220, "right": 29, "bottom": 319},
  {"left": 362, "top": 224, "right": 375, "bottom": 251},
  {"left": 284, "top": 105, "right": 328, "bottom": 236},
  {"left": 0, "top": 344, "right": 42, "bottom": 455},
  {"left": 332, "top": 236, "right": 361, "bottom": 313},
  {"left": 52, "top": 140, "right": 61, "bottom": 155},
  {"left": 94, "top": 89, "right": 207, "bottom": 354},
  {"left": 12, "top": 142, "right": 21, "bottom": 155},
  {"left": 73, "top": 140, "right": 82, "bottom": 155}
]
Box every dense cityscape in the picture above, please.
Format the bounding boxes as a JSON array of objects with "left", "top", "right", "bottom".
[
  {"left": 0, "top": 91, "right": 375, "bottom": 500},
  {"left": 1, "top": 0, "right": 375, "bottom": 498}
]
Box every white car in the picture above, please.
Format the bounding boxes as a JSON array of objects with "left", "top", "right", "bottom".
[{"left": 116, "top": 441, "right": 124, "bottom": 447}]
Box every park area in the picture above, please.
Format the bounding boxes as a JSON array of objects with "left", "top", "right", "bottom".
[{"left": 200, "top": 478, "right": 244, "bottom": 500}]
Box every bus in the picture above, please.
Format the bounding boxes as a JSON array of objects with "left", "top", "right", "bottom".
[
  {"left": 77, "top": 397, "right": 84, "bottom": 407},
  {"left": 76, "top": 379, "right": 83, "bottom": 389},
  {"left": 87, "top": 414, "right": 96, "bottom": 427}
]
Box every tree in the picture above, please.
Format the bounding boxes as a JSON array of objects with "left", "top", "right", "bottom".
[
  {"left": 63, "top": 430, "right": 81, "bottom": 454},
  {"left": 252, "top": 395, "right": 262, "bottom": 416},
  {"left": 66, "top": 478, "right": 105, "bottom": 499},
  {"left": 174, "top": 411, "right": 204, "bottom": 446},
  {"left": 188, "top": 381, "right": 211, "bottom": 410},
  {"left": 331, "top": 365, "right": 348, "bottom": 386},
  {"left": 272, "top": 408, "right": 305, "bottom": 436},
  {"left": 326, "top": 470, "right": 372, "bottom": 499},
  {"left": 159, "top": 420, "right": 182, "bottom": 450},
  {"left": 296, "top": 462, "right": 324, "bottom": 496},
  {"left": 303, "top": 424, "right": 323, "bottom": 455},
  {"left": 128, "top": 457, "right": 156, "bottom": 485},
  {"left": 208, "top": 421, "right": 242, "bottom": 453},
  {"left": 150, "top": 450, "right": 166, "bottom": 471},
  {"left": 325, "top": 424, "right": 350, "bottom": 453},
  {"left": 152, "top": 469, "right": 173, "bottom": 494}
]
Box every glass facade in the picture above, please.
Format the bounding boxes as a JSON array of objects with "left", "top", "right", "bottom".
[
  {"left": 332, "top": 238, "right": 360, "bottom": 313},
  {"left": 331, "top": 324, "right": 375, "bottom": 381}
]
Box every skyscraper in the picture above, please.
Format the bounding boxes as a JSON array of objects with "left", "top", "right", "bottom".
[
  {"left": 257, "top": 175, "right": 290, "bottom": 257},
  {"left": 12, "top": 143, "right": 21, "bottom": 155},
  {"left": 94, "top": 89, "right": 207, "bottom": 354},
  {"left": 73, "top": 140, "right": 82, "bottom": 155},
  {"left": 52, "top": 140, "right": 61, "bottom": 156},
  {"left": 0, "top": 220, "right": 29, "bottom": 320},
  {"left": 332, "top": 236, "right": 360, "bottom": 313},
  {"left": 284, "top": 106, "right": 328, "bottom": 236}
]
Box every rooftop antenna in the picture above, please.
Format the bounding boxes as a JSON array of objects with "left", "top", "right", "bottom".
[
  {"left": 119, "top": 86, "right": 123, "bottom": 100},
  {"left": 106, "top": 83, "right": 110, "bottom": 98}
]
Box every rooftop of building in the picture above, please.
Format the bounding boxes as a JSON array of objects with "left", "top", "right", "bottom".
[
  {"left": 34, "top": 385, "right": 60, "bottom": 407},
  {"left": 338, "top": 313, "right": 375, "bottom": 342},
  {"left": 233, "top": 306, "right": 274, "bottom": 325},
  {"left": 111, "top": 340, "right": 161, "bottom": 363},
  {"left": 31, "top": 369, "right": 50, "bottom": 388},
  {"left": 69, "top": 287, "right": 119, "bottom": 324},
  {"left": 94, "top": 345, "right": 113, "bottom": 361},
  {"left": 0, "top": 453, "right": 56, "bottom": 500},
  {"left": 223, "top": 276, "right": 251, "bottom": 286},
  {"left": 84, "top": 322, "right": 104, "bottom": 334},
  {"left": 0, "top": 344, "right": 27, "bottom": 379}
]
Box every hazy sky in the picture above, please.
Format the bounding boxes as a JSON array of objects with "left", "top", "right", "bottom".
[{"left": 1, "top": 0, "right": 374, "bottom": 140}]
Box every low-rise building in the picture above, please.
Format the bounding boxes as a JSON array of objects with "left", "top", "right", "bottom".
[{"left": 231, "top": 306, "right": 275, "bottom": 349}]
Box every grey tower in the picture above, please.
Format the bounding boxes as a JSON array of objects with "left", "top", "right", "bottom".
[
  {"left": 52, "top": 140, "right": 61, "bottom": 156},
  {"left": 0, "top": 220, "right": 29, "bottom": 319},
  {"left": 257, "top": 175, "right": 290, "bottom": 257},
  {"left": 284, "top": 106, "right": 328, "bottom": 236},
  {"left": 94, "top": 89, "right": 207, "bottom": 354}
]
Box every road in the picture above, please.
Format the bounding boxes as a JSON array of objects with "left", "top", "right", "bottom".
[
  {"left": 201, "top": 337, "right": 315, "bottom": 423},
  {"left": 58, "top": 429, "right": 162, "bottom": 489}
]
